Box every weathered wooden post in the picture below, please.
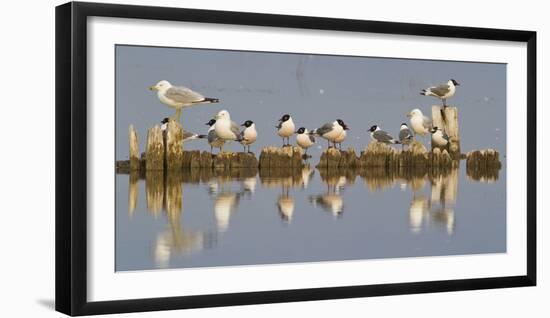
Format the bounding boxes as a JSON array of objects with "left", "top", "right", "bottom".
[
  {"left": 146, "top": 125, "right": 164, "bottom": 170},
  {"left": 129, "top": 125, "right": 140, "bottom": 171},
  {"left": 165, "top": 121, "right": 184, "bottom": 171},
  {"left": 431, "top": 106, "right": 460, "bottom": 157}
]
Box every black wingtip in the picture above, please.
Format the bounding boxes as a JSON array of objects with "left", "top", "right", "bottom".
[
  {"left": 204, "top": 97, "right": 219, "bottom": 103},
  {"left": 198, "top": 134, "right": 208, "bottom": 139}
]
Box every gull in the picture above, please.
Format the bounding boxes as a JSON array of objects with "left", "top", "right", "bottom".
[
  {"left": 398, "top": 123, "right": 414, "bottom": 150},
  {"left": 420, "top": 79, "right": 460, "bottom": 107},
  {"left": 430, "top": 126, "right": 450, "bottom": 148},
  {"left": 160, "top": 118, "right": 201, "bottom": 143},
  {"left": 368, "top": 125, "right": 400, "bottom": 144},
  {"left": 239, "top": 120, "right": 257, "bottom": 153},
  {"left": 407, "top": 108, "right": 432, "bottom": 137},
  {"left": 198, "top": 119, "right": 225, "bottom": 154},
  {"left": 149, "top": 80, "right": 219, "bottom": 122},
  {"left": 276, "top": 114, "right": 295, "bottom": 147},
  {"left": 333, "top": 122, "right": 350, "bottom": 150},
  {"left": 295, "top": 127, "right": 316, "bottom": 155},
  {"left": 312, "top": 119, "right": 347, "bottom": 149},
  {"left": 214, "top": 110, "right": 243, "bottom": 150}
]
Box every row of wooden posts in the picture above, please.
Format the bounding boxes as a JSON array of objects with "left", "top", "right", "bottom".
[{"left": 121, "top": 106, "right": 500, "bottom": 172}]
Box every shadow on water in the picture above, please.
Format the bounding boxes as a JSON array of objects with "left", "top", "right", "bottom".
[{"left": 122, "top": 163, "right": 500, "bottom": 268}]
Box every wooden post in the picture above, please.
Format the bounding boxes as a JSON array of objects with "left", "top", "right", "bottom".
[
  {"left": 129, "top": 125, "right": 140, "bottom": 171},
  {"left": 431, "top": 105, "right": 460, "bottom": 157},
  {"left": 165, "top": 121, "right": 184, "bottom": 171},
  {"left": 146, "top": 125, "right": 164, "bottom": 170}
]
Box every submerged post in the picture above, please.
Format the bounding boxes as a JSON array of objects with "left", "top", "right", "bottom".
[
  {"left": 432, "top": 105, "right": 460, "bottom": 157},
  {"left": 129, "top": 125, "right": 140, "bottom": 171},
  {"left": 146, "top": 125, "right": 164, "bottom": 170}
]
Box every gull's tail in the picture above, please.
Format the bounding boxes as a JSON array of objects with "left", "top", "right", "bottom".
[
  {"left": 203, "top": 97, "right": 219, "bottom": 103},
  {"left": 198, "top": 134, "right": 208, "bottom": 139}
]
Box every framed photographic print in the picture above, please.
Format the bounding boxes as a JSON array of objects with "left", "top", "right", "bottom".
[{"left": 55, "top": 1, "right": 536, "bottom": 316}]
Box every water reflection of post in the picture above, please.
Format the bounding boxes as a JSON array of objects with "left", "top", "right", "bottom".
[
  {"left": 145, "top": 170, "right": 164, "bottom": 216},
  {"left": 128, "top": 171, "right": 139, "bottom": 216},
  {"left": 152, "top": 170, "right": 215, "bottom": 268},
  {"left": 429, "top": 168, "right": 458, "bottom": 235}
]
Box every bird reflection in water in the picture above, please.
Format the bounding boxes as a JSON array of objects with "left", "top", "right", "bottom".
[
  {"left": 407, "top": 168, "right": 458, "bottom": 235},
  {"left": 309, "top": 169, "right": 352, "bottom": 218}
]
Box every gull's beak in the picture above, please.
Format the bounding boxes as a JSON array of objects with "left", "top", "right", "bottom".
[
  {"left": 345, "top": 127, "right": 350, "bottom": 131},
  {"left": 149, "top": 85, "right": 157, "bottom": 91},
  {"left": 241, "top": 123, "right": 246, "bottom": 127},
  {"left": 456, "top": 82, "right": 460, "bottom": 86}
]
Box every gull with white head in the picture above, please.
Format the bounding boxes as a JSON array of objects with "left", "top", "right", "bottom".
[
  {"left": 407, "top": 108, "right": 432, "bottom": 137},
  {"left": 149, "top": 80, "right": 219, "bottom": 122},
  {"left": 213, "top": 110, "right": 242, "bottom": 152}
]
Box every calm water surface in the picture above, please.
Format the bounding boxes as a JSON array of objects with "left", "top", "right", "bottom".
[{"left": 115, "top": 162, "right": 505, "bottom": 271}]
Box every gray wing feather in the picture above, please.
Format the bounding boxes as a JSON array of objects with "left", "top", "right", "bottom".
[
  {"left": 165, "top": 86, "right": 205, "bottom": 103},
  {"left": 309, "top": 135, "right": 316, "bottom": 143},
  {"left": 230, "top": 121, "right": 241, "bottom": 138},
  {"left": 442, "top": 131, "right": 450, "bottom": 141},
  {"left": 315, "top": 122, "right": 334, "bottom": 136},
  {"left": 423, "top": 116, "right": 432, "bottom": 128},
  {"left": 182, "top": 130, "right": 198, "bottom": 141},
  {"left": 428, "top": 84, "right": 450, "bottom": 97},
  {"left": 399, "top": 129, "right": 413, "bottom": 141},
  {"left": 374, "top": 130, "right": 395, "bottom": 143},
  {"left": 207, "top": 129, "right": 218, "bottom": 143}
]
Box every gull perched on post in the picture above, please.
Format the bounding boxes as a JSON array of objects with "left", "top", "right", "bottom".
[
  {"left": 198, "top": 119, "right": 225, "bottom": 154},
  {"left": 311, "top": 119, "right": 347, "bottom": 149},
  {"left": 430, "top": 126, "right": 450, "bottom": 148},
  {"left": 149, "top": 80, "right": 219, "bottom": 122},
  {"left": 407, "top": 108, "right": 432, "bottom": 137},
  {"left": 213, "top": 110, "right": 243, "bottom": 152},
  {"left": 398, "top": 123, "right": 414, "bottom": 150},
  {"left": 420, "top": 79, "right": 460, "bottom": 107},
  {"left": 368, "top": 125, "right": 400, "bottom": 145}
]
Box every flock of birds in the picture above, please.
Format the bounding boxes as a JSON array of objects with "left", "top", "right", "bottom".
[{"left": 149, "top": 78, "right": 460, "bottom": 154}]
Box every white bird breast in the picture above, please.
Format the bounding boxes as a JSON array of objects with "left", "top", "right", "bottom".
[
  {"left": 277, "top": 119, "right": 295, "bottom": 137},
  {"left": 410, "top": 115, "right": 429, "bottom": 135},
  {"left": 432, "top": 131, "right": 449, "bottom": 146},
  {"left": 296, "top": 133, "right": 314, "bottom": 148},
  {"left": 242, "top": 126, "right": 257, "bottom": 145},
  {"left": 333, "top": 130, "right": 347, "bottom": 143},
  {"left": 322, "top": 124, "right": 343, "bottom": 141},
  {"left": 214, "top": 119, "right": 237, "bottom": 140}
]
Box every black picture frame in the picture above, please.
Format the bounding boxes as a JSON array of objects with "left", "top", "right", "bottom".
[{"left": 55, "top": 1, "right": 537, "bottom": 316}]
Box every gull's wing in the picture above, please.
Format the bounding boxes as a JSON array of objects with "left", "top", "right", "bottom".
[
  {"left": 427, "top": 84, "right": 450, "bottom": 97},
  {"left": 231, "top": 121, "right": 241, "bottom": 138},
  {"left": 207, "top": 129, "right": 219, "bottom": 143},
  {"left": 276, "top": 121, "right": 283, "bottom": 129},
  {"left": 182, "top": 130, "right": 199, "bottom": 142},
  {"left": 399, "top": 128, "right": 413, "bottom": 141},
  {"left": 165, "top": 86, "right": 205, "bottom": 103},
  {"left": 314, "top": 122, "right": 334, "bottom": 136},
  {"left": 374, "top": 130, "right": 396, "bottom": 143},
  {"left": 423, "top": 115, "right": 433, "bottom": 128},
  {"left": 442, "top": 130, "right": 450, "bottom": 141},
  {"left": 309, "top": 134, "right": 316, "bottom": 143}
]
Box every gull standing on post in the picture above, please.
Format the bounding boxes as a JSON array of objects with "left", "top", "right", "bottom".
[
  {"left": 407, "top": 108, "right": 432, "bottom": 137},
  {"left": 276, "top": 114, "right": 295, "bottom": 147},
  {"left": 398, "top": 123, "right": 414, "bottom": 150},
  {"left": 420, "top": 79, "right": 460, "bottom": 107},
  {"left": 239, "top": 120, "right": 257, "bottom": 153},
  {"left": 368, "top": 125, "right": 400, "bottom": 145},
  {"left": 333, "top": 122, "right": 350, "bottom": 150},
  {"left": 311, "top": 119, "right": 347, "bottom": 149},
  {"left": 214, "top": 110, "right": 243, "bottom": 152},
  {"left": 198, "top": 119, "right": 225, "bottom": 154},
  {"left": 295, "top": 127, "right": 316, "bottom": 155},
  {"left": 149, "top": 80, "right": 219, "bottom": 122},
  {"left": 430, "top": 126, "right": 450, "bottom": 148}
]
